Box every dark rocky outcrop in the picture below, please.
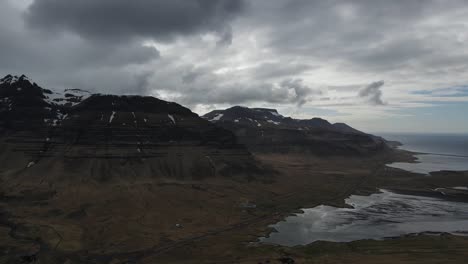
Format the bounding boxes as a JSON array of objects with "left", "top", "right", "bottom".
[
  {"left": 0, "top": 75, "right": 266, "bottom": 185},
  {"left": 203, "top": 106, "right": 389, "bottom": 155}
]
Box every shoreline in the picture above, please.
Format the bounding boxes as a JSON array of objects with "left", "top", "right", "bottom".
[
  {"left": 2, "top": 148, "right": 468, "bottom": 263},
  {"left": 259, "top": 187, "right": 468, "bottom": 247},
  {"left": 253, "top": 148, "right": 468, "bottom": 258},
  {"left": 414, "top": 152, "right": 468, "bottom": 158}
]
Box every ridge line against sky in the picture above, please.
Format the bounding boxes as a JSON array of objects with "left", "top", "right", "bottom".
[{"left": 1, "top": 0, "right": 468, "bottom": 133}]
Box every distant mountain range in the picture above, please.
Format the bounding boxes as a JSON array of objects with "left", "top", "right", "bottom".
[
  {"left": 203, "top": 106, "right": 362, "bottom": 133},
  {"left": 0, "top": 74, "right": 390, "bottom": 186},
  {"left": 0, "top": 74, "right": 393, "bottom": 263},
  {"left": 0, "top": 75, "right": 266, "bottom": 183},
  {"left": 203, "top": 106, "right": 388, "bottom": 155}
]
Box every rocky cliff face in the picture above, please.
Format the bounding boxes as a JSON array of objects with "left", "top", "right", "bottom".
[
  {"left": 203, "top": 106, "right": 388, "bottom": 155},
  {"left": 0, "top": 75, "right": 265, "bottom": 186}
]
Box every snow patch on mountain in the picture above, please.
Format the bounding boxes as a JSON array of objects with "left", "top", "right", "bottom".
[
  {"left": 109, "top": 111, "right": 116, "bottom": 123},
  {"left": 210, "top": 113, "right": 223, "bottom": 121},
  {"left": 0, "top": 75, "right": 31, "bottom": 85},
  {"left": 267, "top": 120, "right": 280, "bottom": 125},
  {"left": 44, "top": 88, "right": 92, "bottom": 107},
  {"left": 168, "top": 114, "right": 176, "bottom": 124}
]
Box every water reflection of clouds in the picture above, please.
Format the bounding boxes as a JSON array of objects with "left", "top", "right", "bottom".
[
  {"left": 387, "top": 154, "right": 468, "bottom": 174},
  {"left": 261, "top": 190, "right": 468, "bottom": 246}
]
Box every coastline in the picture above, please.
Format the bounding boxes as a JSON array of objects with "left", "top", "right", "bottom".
[
  {"left": 247, "top": 147, "right": 468, "bottom": 263},
  {"left": 2, "top": 146, "right": 468, "bottom": 263}
]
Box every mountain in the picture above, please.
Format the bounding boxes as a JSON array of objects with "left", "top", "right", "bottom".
[
  {"left": 0, "top": 75, "right": 274, "bottom": 262},
  {"left": 0, "top": 75, "right": 390, "bottom": 262},
  {"left": 203, "top": 106, "right": 388, "bottom": 155},
  {"left": 332, "top": 122, "right": 366, "bottom": 134},
  {"left": 0, "top": 75, "right": 266, "bottom": 185}
]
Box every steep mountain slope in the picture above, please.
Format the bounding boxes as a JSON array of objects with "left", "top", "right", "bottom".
[
  {"left": 0, "top": 75, "right": 265, "bottom": 185},
  {"left": 203, "top": 106, "right": 388, "bottom": 155},
  {"left": 0, "top": 75, "right": 274, "bottom": 262},
  {"left": 0, "top": 75, "right": 403, "bottom": 263}
]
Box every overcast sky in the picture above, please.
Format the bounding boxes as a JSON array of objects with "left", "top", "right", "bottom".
[{"left": 2, "top": 0, "right": 468, "bottom": 133}]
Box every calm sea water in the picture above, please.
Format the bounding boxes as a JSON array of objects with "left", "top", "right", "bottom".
[
  {"left": 260, "top": 133, "right": 468, "bottom": 246},
  {"left": 378, "top": 133, "right": 468, "bottom": 156},
  {"left": 379, "top": 133, "right": 468, "bottom": 174},
  {"left": 261, "top": 190, "right": 468, "bottom": 246}
]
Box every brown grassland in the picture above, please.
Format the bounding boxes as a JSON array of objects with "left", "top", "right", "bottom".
[{"left": 1, "top": 149, "right": 468, "bottom": 263}]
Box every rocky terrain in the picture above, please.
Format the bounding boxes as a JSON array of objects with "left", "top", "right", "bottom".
[
  {"left": 203, "top": 106, "right": 388, "bottom": 155},
  {"left": 0, "top": 75, "right": 266, "bottom": 185},
  {"left": 2, "top": 75, "right": 463, "bottom": 264},
  {"left": 0, "top": 75, "right": 275, "bottom": 263}
]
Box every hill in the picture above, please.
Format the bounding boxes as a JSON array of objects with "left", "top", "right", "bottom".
[
  {"left": 0, "top": 75, "right": 266, "bottom": 185},
  {"left": 203, "top": 106, "right": 388, "bottom": 155}
]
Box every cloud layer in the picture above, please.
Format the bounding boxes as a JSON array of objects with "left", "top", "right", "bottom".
[
  {"left": 359, "top": 81, "right": 385, "bottom": 105},
  {"left": 2, "top": 0, "right": 468, "bottom": 132},
  {"left": 25, "top": 0, "right": 243, "bottom": 43}
]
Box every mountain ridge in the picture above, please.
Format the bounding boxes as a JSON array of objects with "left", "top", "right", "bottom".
[
  {"left": 0, "top": 75, "right": 267, "bottom": 183},
  {"left": 204, "top": 105, "right": 366, "bottom": 134},
  {"left": 203, "top": 105, "right": 388, "bottom": 155}
]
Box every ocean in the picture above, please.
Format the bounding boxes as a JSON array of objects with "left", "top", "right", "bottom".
[
  {"left": 378, "top": 133, "right": 468, "bottom": 156},
  {"left": 379, "top": 133, "right": 468, "bottom": 174},
  {"left": 259, "top": 133, "right": 468, "bottom": 245},
  {"left": 260, "top": 189, "right": 468, "bottom": 246}
]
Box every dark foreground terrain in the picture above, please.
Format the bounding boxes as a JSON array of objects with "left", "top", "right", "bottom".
[
  {"left": 1, "top": 75, "right": 468, "bottom": 263},
  {"left": 2, "top": 150, "right": 468, "bottom": 264}
]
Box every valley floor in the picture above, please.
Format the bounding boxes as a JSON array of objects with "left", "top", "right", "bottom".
[{"left": 1, "top": 150, "right": 468, "bottom": 263}]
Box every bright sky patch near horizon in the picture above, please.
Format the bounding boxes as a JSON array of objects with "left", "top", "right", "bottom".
[{"left": 1, "top": 0, "right": 468, "bottom": 133}]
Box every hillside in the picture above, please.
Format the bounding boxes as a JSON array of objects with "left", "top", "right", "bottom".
[
  {"left": 0, "top": 75, "right": 265, "bottom": 185},
  {"left": 203, "top": 106, "right": 388, "bottom": 155}
]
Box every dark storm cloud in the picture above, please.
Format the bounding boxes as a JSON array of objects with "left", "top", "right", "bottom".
[
  {"left": 2, "top": 0, "right": 468, "bottom": 116},
  {"left": 216, "top": 26, "right": 234, "bottom": 46},
  {"left": 181, "top": 69, "right": 205, "bottom": 84},
  {"left": 247, "top": 0, "right": 468, "bottom": 73},
  {"left": 359, "top": 81, "right": 385, "bottom": 105},
  {"left": 156, "top": 70, "right": 322, "bottom": 107},
  {"left": 0, "top": 0, "right": 244, "bottom": 94},
  {"left": 0, "top": 27, "right": 159, "bottom": 94},
  {"left": 0, "top": 1, "right": 162, "bottom": 93},
  {"left": 280, "top": 79, "right": 321, "bottom": 106},
  {"left": 25, "top": 0, "right": 244, "bottom": 42}
]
